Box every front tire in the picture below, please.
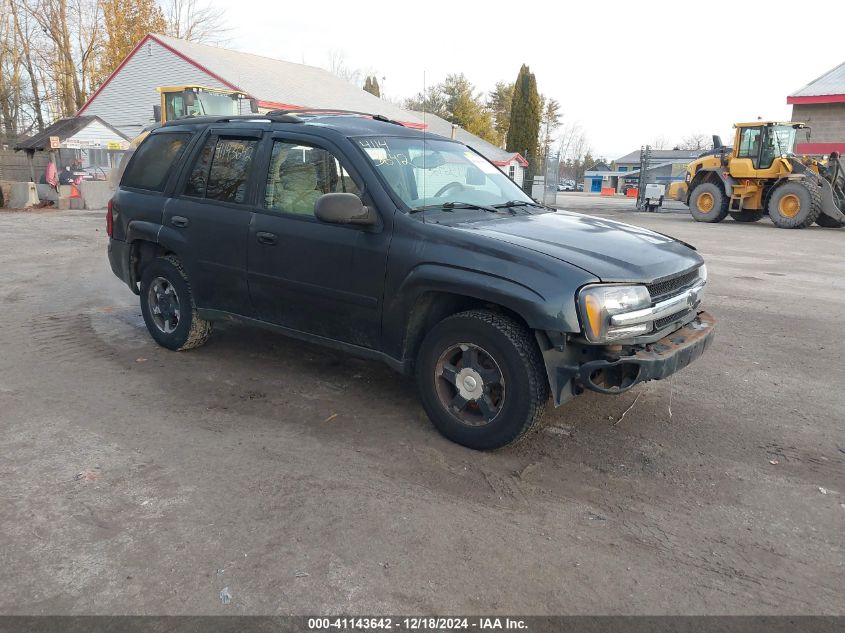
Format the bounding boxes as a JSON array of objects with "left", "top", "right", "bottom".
[
  {"left": 768, "top": 181, "right": 821, "bottom": 229},
  {"left": 416, "top": 310, "right": 548, "bottom": 450},
  {"left": 139, "top": 255, "right": 212, "bottom": 351},
  {"left": 689, "top": 182, "right": 728, "bottom": 223}
]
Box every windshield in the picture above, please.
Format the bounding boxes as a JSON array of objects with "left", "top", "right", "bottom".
[
  {"left": 164, "top": 91, "right": 239, "bottom": 120},
  {"left": 356, "top": 136, "right": 534, "bottom": 211},
  {"left": 767, "top": 125, "right": 796, "bottom": 155}
]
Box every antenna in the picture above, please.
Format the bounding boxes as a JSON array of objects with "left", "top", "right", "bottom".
[{"left": 422, "top": 70, "right": 427, "bottom": 224}]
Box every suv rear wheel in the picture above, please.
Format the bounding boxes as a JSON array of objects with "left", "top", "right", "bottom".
[
  {"left": 139, "top": 255, "right": 212, "bottom": 351},
  {"left": 416, "top": 310, "right": 548, "bottom": 450}
]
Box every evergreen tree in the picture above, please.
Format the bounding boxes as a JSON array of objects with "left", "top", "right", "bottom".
[
  {"left": 488, "top": 81, "right": 513, "bottom": 148},
  {"left": 506, "top": 64, "right": 541, "bottom": 191},
  {"left": 363, "top": 76, "right": 381, "bottom": 97}
]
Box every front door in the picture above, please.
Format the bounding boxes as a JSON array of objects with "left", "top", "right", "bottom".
[
  {"left": 247, "top": 135, "right": 392, "bottom": 349},
  {"left": 163, "top": 129, "right": 263, "bottom": 316}
]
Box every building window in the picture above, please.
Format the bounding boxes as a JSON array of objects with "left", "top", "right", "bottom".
[{"left": 508, "top": 165, "right": 516, "bottom": 180}]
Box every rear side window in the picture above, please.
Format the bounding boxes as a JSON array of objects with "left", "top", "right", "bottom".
[
  {"left": 184, "top": 136, "right": 258, "bottom": 204},
  {"left": 122, "top": 132, "right": 190, "bottom": 192}
]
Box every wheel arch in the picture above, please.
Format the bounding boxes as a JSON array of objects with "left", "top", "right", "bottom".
[
  {"left": 126, "top": 222, "right": 188, "bottom": 291},
  {"left": 688, "top": 168, "right": 732, "bottom": 203},
  {"left": 389, "top": 265, "right": 570, "bottom": 372}
]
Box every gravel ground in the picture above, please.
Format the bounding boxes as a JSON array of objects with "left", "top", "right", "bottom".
[{"left": 0, "top": 205, "right": 843, "bottom": 615}]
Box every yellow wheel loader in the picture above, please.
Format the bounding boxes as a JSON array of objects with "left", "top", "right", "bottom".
[{"left": 667, "top": 122, "right": 845, "bottom": 229}]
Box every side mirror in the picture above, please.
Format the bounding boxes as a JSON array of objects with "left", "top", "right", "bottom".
[
  {"left": 249, "top": 98, "right": 259, "bottom": 114},
  {"left": 183, "top": 89, "right": 196, "bottom": 106},
  {"left": 152, "top": 105, "right": 161, "bottom": 123},
  {"left": 314, "top": 193, "right": 376, "bottom": 226},
  {"left": 712, "top": 134, "right": 722, "bottom": 149}
]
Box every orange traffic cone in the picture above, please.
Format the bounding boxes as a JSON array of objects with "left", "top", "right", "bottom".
[{"left": 69, "top": 184, "right": 81, "bottom": 198}]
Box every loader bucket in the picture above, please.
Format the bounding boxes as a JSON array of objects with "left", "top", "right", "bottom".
[
  {"left": 667, "top": 181, "right": 688, "bottom": 202},
  {"left": 818, "top": 178, "right": 845, "bottom": 224},
  {"left": 819, "top": 153, "right": 845, "bottom": 225}
]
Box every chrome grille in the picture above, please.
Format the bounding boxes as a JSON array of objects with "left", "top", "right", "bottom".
[{"left": 647, "top": 268, "right": 700, "bottom": 301}]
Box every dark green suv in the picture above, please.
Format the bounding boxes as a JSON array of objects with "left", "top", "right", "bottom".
[{"left": 107, "top": 110, "right": 714, "bottom": 450}]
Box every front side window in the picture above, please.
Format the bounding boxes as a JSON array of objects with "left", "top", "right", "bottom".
[
  {"left": 264, "top": 140, "right": 360, "bottom": 216},
  {"left": 356, "top": 136, "right": 533, "bottom": 210},
  {"left": 184, "top": 136, "right": 258, "bottom": 204},
  {"left": 121, "top": 132, "right": 190, "bottom": 192}
]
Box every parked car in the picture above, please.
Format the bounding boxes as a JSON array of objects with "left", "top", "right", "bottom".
[
  {"left": 107, "top": 112, "right": 715, "bottom": 450},
  {"left": 575, "top": 183, "right": 584, "bottom": 191}
]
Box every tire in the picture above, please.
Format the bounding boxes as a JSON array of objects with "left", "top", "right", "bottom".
[
  {"left": 139, "top": 255, "right": 213, "bottom": 351},
  {"left": 729, "top": 211, "right": 764, "bottom": 222},
  {"left": 415, "top": 310, "right": 548, "bottom": 450},
  {"left": 688, "top": 182, "right": 728, "bottom": 223},
  {"left": 768, "top": 181, "right": 821, "bottom": 229}
]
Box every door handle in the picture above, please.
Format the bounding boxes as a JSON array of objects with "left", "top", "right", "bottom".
[
  {"left": 171, "top": 216, "right": 189, "bottom": 228},
  {"left": 256, "top": 231, "right": 277, "bottom": 245}
]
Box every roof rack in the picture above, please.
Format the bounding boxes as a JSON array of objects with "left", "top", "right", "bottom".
[
  {"left": 264, "top": 108, "right": 405, "bottom": 126},
  {"left": 162, "top": 114, "right": 302, "bottom": 126}
]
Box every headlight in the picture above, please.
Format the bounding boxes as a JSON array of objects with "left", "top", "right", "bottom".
[{"left": 578, "top": 285, "right": 652, "bottom": 343}]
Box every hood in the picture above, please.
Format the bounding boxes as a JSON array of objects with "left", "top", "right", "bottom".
[{"left": 454, "top": 210, "right": 703, "bottom": 282}]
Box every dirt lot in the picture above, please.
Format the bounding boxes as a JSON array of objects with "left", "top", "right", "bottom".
[{"left": 1, "top": 203, "right": 843, "bottom": 615}]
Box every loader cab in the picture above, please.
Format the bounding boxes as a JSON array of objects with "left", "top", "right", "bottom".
[{"left": 731, "top": 122, "right": 800, "bottom": 176}]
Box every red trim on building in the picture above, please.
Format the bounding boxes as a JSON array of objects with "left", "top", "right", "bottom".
[
  {"left": 149, "top": 34, "right": 244, "bottom": 92},
  {"left": 491, "top": 154, "right": 528, "bottom": 167},
  {"left": 257, "top": 100, "right": 304, "bottom": 111},
  {"left": 77, "top": 35, "right": 154, "bottom": 115},
  {"left": 787, "top": 94, "right": 845, "bottom": 105},
  {"left": 795, "top": 142, "right": 845, "bottom": 155},
  {"left": 77, "top": 34, "right": 251, "bottom": 116}
]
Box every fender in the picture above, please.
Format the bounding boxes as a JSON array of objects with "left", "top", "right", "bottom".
[
  {"left": 382, "top": 262, "right": 583, "bottom": 364},
  {"left": 688, "top": 168, "right": 737, "bottom": 203}
]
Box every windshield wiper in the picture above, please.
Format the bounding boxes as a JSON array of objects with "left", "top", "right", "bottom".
[
  {"left": 409, "top": 201, "right": 500, "bottom": 214},
  {"left": 493, "top": 199, "right": 545, "bottom": 210}
]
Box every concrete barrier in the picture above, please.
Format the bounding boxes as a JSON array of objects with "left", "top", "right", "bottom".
[
  {"left": 36, "top": 184, "right": 59, "bottom": 202},
  {"left": 79, "top": 180, "right": 116, "bottom": 210},
  {"left": 8, "top": 182, "right": 40, "bottom": 208}
]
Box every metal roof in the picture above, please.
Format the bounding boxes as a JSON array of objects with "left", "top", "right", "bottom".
[
  {"left": 14, "top": 115, "right": 128, "bottom": 151},
  {"left": 790, "top": 60, "right": 845, "bottom": 97},
  {"left": 408, "top": 111, "right": 527, "bottom": 166},
  {"left": 150, "top": 34, "right": 422, "bottom": 126},
  {"left": 615, "top": 149, "right": 702, "bottom": 164}
]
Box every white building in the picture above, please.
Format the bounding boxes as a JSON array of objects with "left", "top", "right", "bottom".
[{"left": 78, "top": 33, "right": 423, "bottom": 139}]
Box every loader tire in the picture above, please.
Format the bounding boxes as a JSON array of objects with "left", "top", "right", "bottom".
[
  {"left": 768, "top": 181, "right": 821, "bottom": 229},
  {"left": 689, "top": 183, "right": 728, "bottom": 223},
  {"left": 729, "top": 211, "right": 764, "bottom": 223}
]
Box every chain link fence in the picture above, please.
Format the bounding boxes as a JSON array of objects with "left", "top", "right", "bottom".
[{"left": 542, "top": 150, "right": 560, "bottom": 207}]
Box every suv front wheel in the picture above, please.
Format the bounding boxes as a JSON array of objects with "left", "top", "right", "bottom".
[
  {"left": 416, "top": 310, "right": 548, "bottom": 450},
  {"left": 139, "top": 255, "right": 212, "bottom": 351}
]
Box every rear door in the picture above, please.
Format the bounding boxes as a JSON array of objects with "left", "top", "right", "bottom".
[
  {"left": 163, "top": 128, "right": 263, "bottom": 316},
  {"left": 247, "top": 134, "right": 392, "bottom": 348}
]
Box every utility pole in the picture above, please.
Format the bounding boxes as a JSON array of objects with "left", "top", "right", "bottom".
[{"left": 636, "top": 145, "right": 652, "bottom": 210}]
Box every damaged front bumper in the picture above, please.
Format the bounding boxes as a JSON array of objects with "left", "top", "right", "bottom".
[{"left": 542, "top": 311, "right": 716, "bottom": 404}]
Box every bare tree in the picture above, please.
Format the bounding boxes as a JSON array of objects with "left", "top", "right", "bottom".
[
  {"left": 678, "top": 133, "right": 709, "bottom": 151},
  {"left": 162, "top": 0, "right": 230, "bottom": 43},
  {"left": 651, "top": 134, "right": 670, "bottom": 150},
  {"left": 326, "top": 49, "right": 364, "bottom": 87}
]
